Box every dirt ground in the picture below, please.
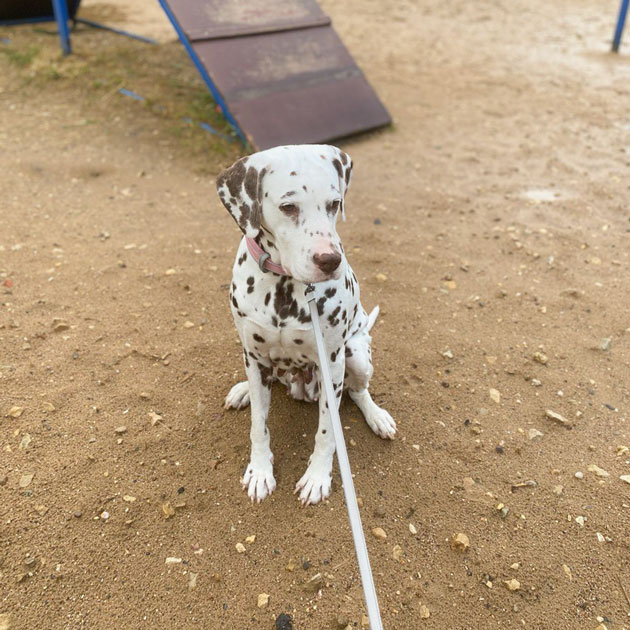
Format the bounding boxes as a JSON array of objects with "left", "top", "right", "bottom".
[{"left": 1, "top": 1, "right": 630, "bottom": 629}]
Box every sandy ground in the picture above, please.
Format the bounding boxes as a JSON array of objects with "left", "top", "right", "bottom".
[{"left": 1, "top": 1, "right": 630, "bottom": 629}]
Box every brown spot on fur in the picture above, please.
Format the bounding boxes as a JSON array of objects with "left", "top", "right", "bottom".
[
  {"left": 219, "top": 157, "right": 247, "bottom": 199},
  {"left": 244, "top": 166, "right": 258, "bottom": 201},
  {"left": 332, "top": 158, "right": 343, "bottom": 180}
]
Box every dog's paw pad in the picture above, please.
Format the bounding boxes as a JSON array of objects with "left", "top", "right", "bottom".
[
  {"left": 366, "top": 407, "right": 397, "bottom": 439},
  {"left": 242, "top": 460, "right": 276, "bottom": 503},
  {"left": 225, "top": 381, "right": 250, "bottom": 409},
  {"left": 295, "top": 463, "right": 332, "bottom": 505}
]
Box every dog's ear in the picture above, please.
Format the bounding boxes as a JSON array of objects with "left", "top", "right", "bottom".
[
  {"left": 216, "top": 157, "right": 267, "bottom": 239},
  {"left": 326, "top": 146, "right": 353, "bottom": 220}
]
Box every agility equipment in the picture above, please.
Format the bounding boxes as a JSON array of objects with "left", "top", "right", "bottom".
[{"left": 158, "top": 0, "right": 391, "bottom": 149}]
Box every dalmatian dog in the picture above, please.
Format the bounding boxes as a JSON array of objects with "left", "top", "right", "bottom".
[{"left": 216, "top": 144, "right": 396, "bottom": 505}]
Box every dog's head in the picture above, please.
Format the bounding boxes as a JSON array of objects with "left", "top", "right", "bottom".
[{"left": 216, "top": 144, "right": 353, "bottom": 284}]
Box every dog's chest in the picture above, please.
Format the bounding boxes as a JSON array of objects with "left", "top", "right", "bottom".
[{"left": 229, "top": 247, "right": 358, "bottom": 366}]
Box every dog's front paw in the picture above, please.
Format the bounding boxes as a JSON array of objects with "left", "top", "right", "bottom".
[
  {"left": 365, "top": 407, "right": 397, "bottom": 439},
  {"left": 225, "top": 381, "right": 250, "bottom": 409},
  {"left": 242, "top": 456, "right": 276, "bottom": 503},
  {"left": 295, "top": 459, "right": 332, "bottom": 505}
]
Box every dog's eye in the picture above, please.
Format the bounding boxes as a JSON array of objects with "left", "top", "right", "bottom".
[{"left": 280, "top": 203, "right": 299, "bottom": 216}]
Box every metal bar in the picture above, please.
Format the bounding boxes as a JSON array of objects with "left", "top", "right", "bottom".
[
  {"left": 306, "top": 286, "right": 384, "bottom": 630},
  {"left": 156, "top": 0, "right": 247, "bottom": 145},
  {"left": 613, "top": 0, "right": 629, "bottom": 52},
  {"left": 74, "top": 18, "right": 158, "bottom": 45},
  {"left": 51, "top": 0, "right": 72, "bottom": 54}
]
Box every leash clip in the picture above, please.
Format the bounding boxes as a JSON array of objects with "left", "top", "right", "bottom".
[{"left": 304, "top": 283, "right": 316, "bottom": 301}]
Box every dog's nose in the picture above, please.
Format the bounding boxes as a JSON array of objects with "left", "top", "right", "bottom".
[{"left": 313, "top": 251, "right": 342, "bottom": 274}]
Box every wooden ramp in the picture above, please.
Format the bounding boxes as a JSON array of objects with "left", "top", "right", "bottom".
[{"left": 158, "top": 0, "right": 391, "bottom": 149}]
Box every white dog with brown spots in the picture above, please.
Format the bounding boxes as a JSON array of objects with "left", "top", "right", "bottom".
[{"left": 216, "top": 144, "right": 396, "bottom": 505}]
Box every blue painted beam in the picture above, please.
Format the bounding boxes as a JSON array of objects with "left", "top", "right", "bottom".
[
  {"left": 157, "top": 0, "right": 247, "bottom": 145},
  {"left": 613, "top": 0, "right": 629, "bottom": 52},
  {"left": 51, "top": 0, "right": 72, "bottom": 55}
]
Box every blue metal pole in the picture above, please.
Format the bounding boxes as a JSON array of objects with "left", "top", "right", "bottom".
[
  {"left": 51, "top": 0, "right": 72, "bottom": 55},
  {"left": 74, "top": 18, "right": 158, "bottom": 45},
  {"left": 613, "top": 0, "right": 629, "bottom": 52},
  {"left": 156, "top": 0, "right": 247, "bottom": 145}
]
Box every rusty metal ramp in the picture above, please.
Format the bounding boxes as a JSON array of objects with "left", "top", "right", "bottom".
[{"left": 158, "top": 0, "right": 391, "bottom": 149}]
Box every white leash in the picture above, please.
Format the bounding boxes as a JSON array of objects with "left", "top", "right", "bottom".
[{"left": 305, "top": 284, "right": 384, "bottom": 630}]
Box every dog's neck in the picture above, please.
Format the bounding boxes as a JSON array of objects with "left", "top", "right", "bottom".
[
  {"left": 249, "top": 231, "right": 288, "bottom": 276},
  {"left": 254, "top": 230, "right": 281, "bottom": 264}
]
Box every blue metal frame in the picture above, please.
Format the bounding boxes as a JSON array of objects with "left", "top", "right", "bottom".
[
  {"left": 51, "top": 0, "right": 71, "bottom": 54},
  {"left": 613, "top": 0, "right": 629, "bottom": 52},
  {"left": 156, "top": 0, "right": 247, "bottom": 145},
  {"left": 74, "top": 18, "right": 157, "bottom": 45},
  {"left": 0, "top": 0, "right": 155, "bottom": 54}
]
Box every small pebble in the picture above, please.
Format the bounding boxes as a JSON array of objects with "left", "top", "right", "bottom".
[
  {"left": 392, "top": 544, "right": 403, "bottom": 561},
  {"left": 114, "top": 426, "right": 127, "bottom": 434},
  {"left": 451, "top": 533, "right": 470, "bottom": 551},
  {"left": 533, "top": 351, "right": 548, "bottom": 365},
  {"left": 587, "top": 464, "right": 609, "bottom": 478},
  {"left": 409, "top": 523, "right": 417, "bottom": 535},
  {"left": 545, "top": 409, "right": 569, "bottom": 425},
  {"left": 257, "top": 593, "right": 269, "bottom": 608},
  {"left": 235, "top": 543, "right": 246, "bottom": 554},
  {"left": 619, "top": 475, "right": 630, "bottom": 484},
  {"left": 188, "top": 572, "right": 198, "bottom": 590},
  {"left": 371, "top": 527, "right": 387, "bottom": 540},
  {"left": 528, "top": 428, "right": 544, "bottom": 441},
  {"left": 575, "top": 471, "right": 584, "bottom": 480},
  {"left": 165, "top": 557, "right": 182, "bottom": 565},
  {"left": 489, "top": 388, "right": 501, "bottom": 403},
  {"left": 598, "top": 337, "right": 612, "bottom": 351},
  {"left": 303, "top": 573, "right": 323, "bottom": 593},
  {"left": 19, "top": 474, "right": 34, "bottom": 488},
  {"left": 275, "top": 613, "right": 293, "bottom": 630},
  {"left": 419, "top": 604, "right": 430, "bottom": 619},
  {"left": 504, "top": 579, "right": 520, "bottom": 591},
  {"left": 6, "top": 406, "right": 24, "bottom": 418}
]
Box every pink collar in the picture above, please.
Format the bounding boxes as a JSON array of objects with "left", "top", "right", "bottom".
[{"left": 246, "top": 237, "right": 290, "bottom": 276}]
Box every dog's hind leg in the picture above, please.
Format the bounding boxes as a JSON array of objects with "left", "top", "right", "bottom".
[
  {"left": 224, "top": 381, "right": 250, "bottom": 409},
  {"left": 345, "top": 307, "right": 396, "bottom": 439}
]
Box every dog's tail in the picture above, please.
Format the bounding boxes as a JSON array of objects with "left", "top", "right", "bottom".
[{"left": 366, "top": 305, "right": 380, "bottom": 332}]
